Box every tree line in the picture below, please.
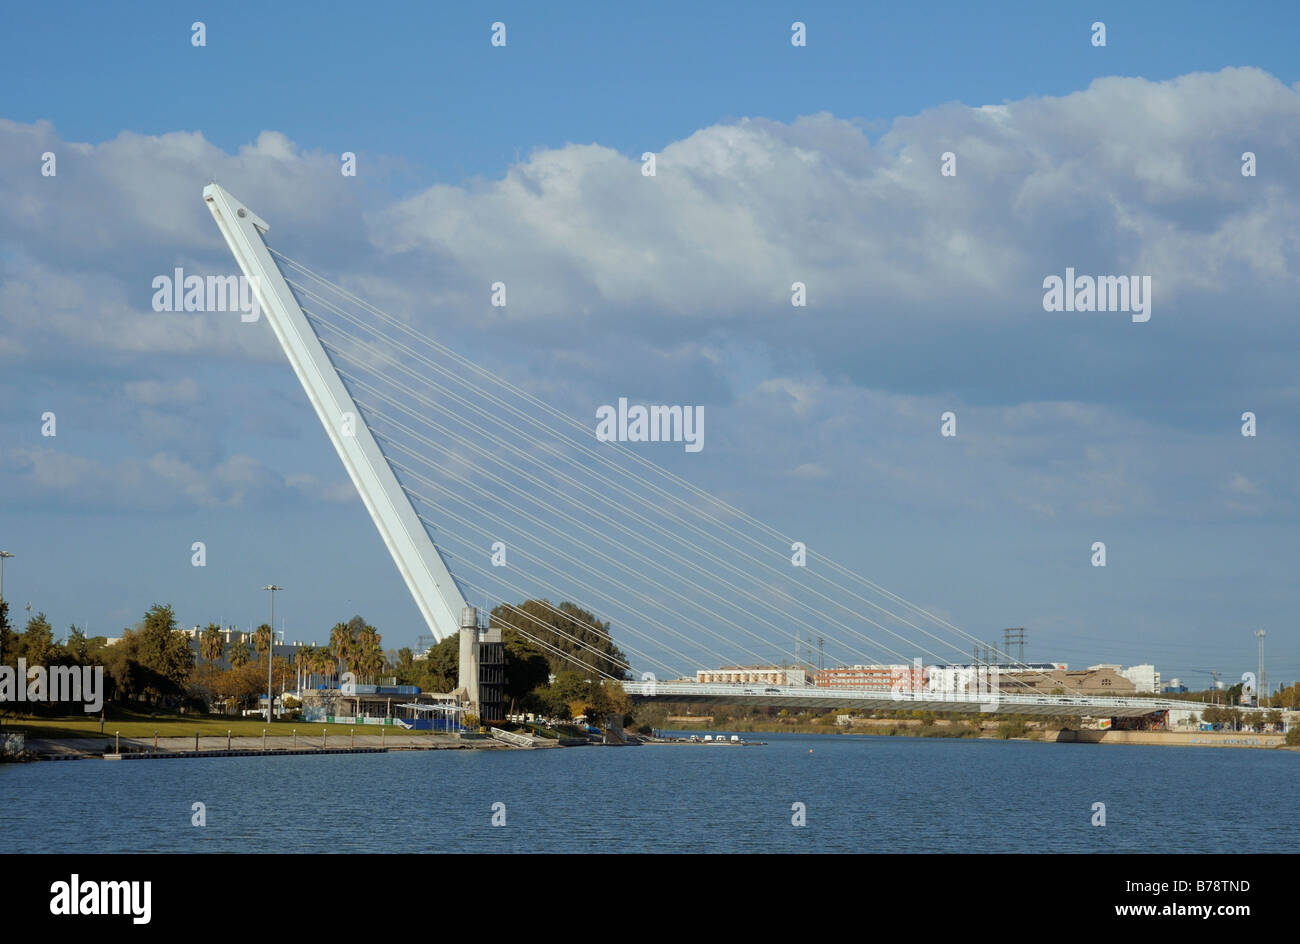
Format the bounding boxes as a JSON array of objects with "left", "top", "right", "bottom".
[{"left": 0, "top": 595, "right": 633, "bottom": 722}]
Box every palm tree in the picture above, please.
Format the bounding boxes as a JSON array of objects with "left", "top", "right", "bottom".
[
  {"left": 302, "top": 645, "right": 319, "bottom": 686},
  {"left": 329, "top": 622, "right": 354, "bottom": 680},
  {"left": 228, "top": 639, "right": 251, "bottom": 668},
  {"left": 302, "top": 645, "right": 327, "bottom": 687},
  {"left": 355, "top": 623, "right": 384, "bottom": 683},
  {"left": 199, "top": 624, "right": 225, "bottom": 663},
  {"left": 253, "top": 623, "right": 273, "bottom": 664}
]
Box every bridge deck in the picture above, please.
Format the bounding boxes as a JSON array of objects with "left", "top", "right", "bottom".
[{"left": 623, "top": 682, "right": 1217, "bottom": 717}]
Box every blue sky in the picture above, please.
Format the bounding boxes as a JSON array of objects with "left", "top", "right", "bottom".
[
  {"left": 6, "top": 2, "right": 1299, "bottom": 184},
  {"left": 2, "top": 2, "right": 1298, "bottom": 689}
]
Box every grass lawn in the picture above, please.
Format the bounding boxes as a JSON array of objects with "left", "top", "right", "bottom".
[{"left": 1, "top": 709, "right": 435, "bottom": 740}]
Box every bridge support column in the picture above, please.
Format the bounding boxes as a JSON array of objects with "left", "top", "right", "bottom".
[{"left": 458, "top": 606, "right": 480, "bottom": 721}]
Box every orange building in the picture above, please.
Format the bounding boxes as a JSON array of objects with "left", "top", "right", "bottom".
[{"left": 813, "top": 664, "right": 924, "bottom": 692}]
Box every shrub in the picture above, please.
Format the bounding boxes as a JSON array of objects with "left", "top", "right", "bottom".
[{"left": 997, "top": 719, "right": 1029, "bottom": 739}]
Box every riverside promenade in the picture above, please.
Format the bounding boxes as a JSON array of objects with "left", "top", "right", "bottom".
[{"left": 21, "top": 732, "right": 511, "bottom": 761}]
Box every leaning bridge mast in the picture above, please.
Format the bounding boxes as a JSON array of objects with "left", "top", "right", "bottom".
[{"left": 202, "top": 184, "right": 487, "bottom": 714}]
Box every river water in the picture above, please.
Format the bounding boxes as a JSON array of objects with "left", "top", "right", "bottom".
[{"left": 2, "top": 733, "right": 1293, "bottom": 853}]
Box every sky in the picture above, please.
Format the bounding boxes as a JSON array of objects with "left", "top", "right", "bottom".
[{"left": 1, "top": 1, "right": 1298, "bottom": 689}]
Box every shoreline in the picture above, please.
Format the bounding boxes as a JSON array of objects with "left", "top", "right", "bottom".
[
  {"left": 6, "top": 724, "right": 1294, "bottom": 762},
  {"left": 3, "top": 732, "right": 516, "bottom": 762},
  {"left": 656, "top": 722, "right": 1293, "bottom": 750}
]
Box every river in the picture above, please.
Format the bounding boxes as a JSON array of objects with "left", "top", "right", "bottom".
[{"left": 2, "top": 733, "right": 1293, "bottom": 852}]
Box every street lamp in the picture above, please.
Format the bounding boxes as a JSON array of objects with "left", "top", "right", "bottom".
[
  {"left": 263, "top": 585, "right": 283, "bottom": 723},
  {"left": 1255, "top": 629, "right": 1266, "bottom": 708},
  {"left": 0, "top": 551, "right": 13, "bottom": 661},
  {"left": 0, "top": 550, "right": 14, "bottom": 602}
]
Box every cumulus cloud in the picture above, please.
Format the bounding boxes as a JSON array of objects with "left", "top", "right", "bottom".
[
  {"left": 373, "top": 68, "right": 1300, "bottom": 331},
  {"left": 1, "top": 66, "right": 1298, "bottom": 526}
]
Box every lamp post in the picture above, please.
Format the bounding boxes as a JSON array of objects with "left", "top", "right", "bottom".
[
  {"left": 0, "top": 550, "right": 13, "bottom": 602},
  {"left": 1255, "top": 629, "right": 1266, "bottom": 708},
  {"left": 263, "top": 585, "right": 283, "bottom": 724},
  {"left": 0, "top": 551, "right": 13, "bottom": 662}
]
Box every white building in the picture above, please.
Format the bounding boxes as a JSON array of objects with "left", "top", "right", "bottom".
[
  {"left": 1086, "top": 663, "right": 1161, "bottom": 693},
  {"left": 1119, "top": 664, "right": 1160, "bottom": 693}
]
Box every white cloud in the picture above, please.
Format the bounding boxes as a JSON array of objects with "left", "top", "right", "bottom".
[{"left": 2, "top": 67, "right": 1299, "bottom": 522}]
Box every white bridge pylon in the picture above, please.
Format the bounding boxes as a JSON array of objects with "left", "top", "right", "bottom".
[{"left": 203, "top": 184, "right": 468, "bottom": 643}]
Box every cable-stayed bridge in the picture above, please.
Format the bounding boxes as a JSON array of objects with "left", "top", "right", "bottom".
[{"left": 204, "top": 184, "right": 1219, "bottom": 723}]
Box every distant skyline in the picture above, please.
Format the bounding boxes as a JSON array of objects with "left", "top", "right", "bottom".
[{"left": 2, "top": 3, "right": 1299, "bottom": 689}]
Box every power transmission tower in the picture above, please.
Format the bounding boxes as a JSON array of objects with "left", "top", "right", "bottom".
[{"left": 1003, "top": 628, "right": 1026, "bottom": 666}]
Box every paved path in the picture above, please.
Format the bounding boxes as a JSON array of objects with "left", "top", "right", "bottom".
[{"left": 25, "top": 733, "right": 507, "bottom": 758}]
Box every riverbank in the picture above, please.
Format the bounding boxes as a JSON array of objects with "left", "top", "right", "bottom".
[
  {"left": 4, "top": 731, "right": 510, "bottom": 761},
  {"left": 660, "top": 717, "right": 1295, "bottom": 750},
  {"left": 1052, "top": 729, "right": 1288, "bottom": 749},
  {"left": 1, "top": 713, "right": 436, "bottom": 740}
]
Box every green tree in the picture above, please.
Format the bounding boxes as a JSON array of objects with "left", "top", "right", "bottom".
[
  {"left": 393, "top": 647, "right": 417, "bottom": 682},
  {"left": 135, "top": 604, "right": 194, "bottom": 687},
  {"left": 21, "top": 612, "right": 56, "bottom": 666},
  {"left": 418, "top": 636, "right": 459, "bottom": 693},
  {"left": 501, "top": 628, "right": 550, "bottom": 706},
  {"left": 295, "top": 645, "right": 316, "bottom": 685},
  {"left": 354, "top": 623, "right": 385, "bottom": 683},
  {"left": 489, "top": 600, "right": 629, "bottom": 679},
  {"left": 585, "top": 680, "right": 632, "bottom": 729},
  {"left": 200, "top": 624, "right": 225, "bottom": 663},
  {"left": 228, "top": 639, "right": 252, "bottom": 668},
  {"left": 310, "top": 645, "right": 334, "bottom": 686},
  {"left": 549, "top": 670, "right": 592, "bottom": 711},
  {"left": 98, "top": 605, "right": 194, "bottom": 705},
  {"left": 66, "top": 624, "right": 90, "bottom": 664},
  {"left": 254, "top": 623, "right": 273, "bottom": 663},
  {"left": 0, "top": 597, "right": 11, "bottom": 664},
  {"left": 329, "top": 621, "right": 355, "bottom": 677}
]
